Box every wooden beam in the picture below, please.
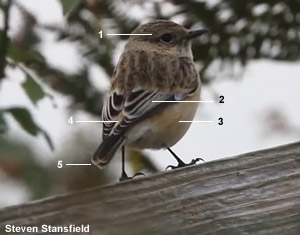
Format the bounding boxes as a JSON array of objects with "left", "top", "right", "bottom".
[{"left": 1, "top": 142, "right": 300, "bottom": 235}]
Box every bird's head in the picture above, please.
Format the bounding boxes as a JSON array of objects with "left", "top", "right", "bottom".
[{"left": 126, "top": 20, "right": 207, "bottom": 58}]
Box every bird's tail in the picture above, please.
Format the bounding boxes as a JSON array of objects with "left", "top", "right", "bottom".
[{"left": 92, "top": 135, "right": 125, "bottom": 169}]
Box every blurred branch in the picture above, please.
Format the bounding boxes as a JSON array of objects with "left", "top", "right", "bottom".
[{"left": 0, "top": 0, "right": 12, "bottom": 81}]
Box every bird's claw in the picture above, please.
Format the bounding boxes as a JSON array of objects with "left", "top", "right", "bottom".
[
  {"left": 165, "top": 157, "right": 204, "bottom": 170},
  {"left": 166, "top": 165, "right": 176, "bottom": 170},
  {"left": 190, "top": 157, "right": 204, "bottom": 164}
]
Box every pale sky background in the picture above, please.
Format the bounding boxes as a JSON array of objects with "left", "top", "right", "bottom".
[{"left": 1, "top": 0, "right": 300, "bottom": 206}]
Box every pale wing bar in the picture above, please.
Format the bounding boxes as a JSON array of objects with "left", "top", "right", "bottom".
[{"left": 102, "top": 91, "right": 169, "bottom": 136}]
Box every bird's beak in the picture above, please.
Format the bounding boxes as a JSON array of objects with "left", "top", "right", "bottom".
[{"left": 186, "top": 29, "right": 208, "bottom": 40}]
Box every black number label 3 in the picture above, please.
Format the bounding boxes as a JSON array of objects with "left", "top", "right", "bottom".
[{"left": 218, "top": 117, "right": 223, "bottom": 125}]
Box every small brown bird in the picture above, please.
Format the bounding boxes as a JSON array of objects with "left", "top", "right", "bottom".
[{"left": 92, "top": 20, "right": 207, "bottom": 180}]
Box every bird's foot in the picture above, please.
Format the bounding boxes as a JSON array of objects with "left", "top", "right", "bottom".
[
  {"left": 166, "top": 157, "right": 204, "bottom": 170},
  {"left": 119, "top": 171, "right": 145, "bottom": 181}
]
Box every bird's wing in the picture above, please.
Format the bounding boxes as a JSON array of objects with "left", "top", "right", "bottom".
[
  {"left": 102, "top": 82, "right": 199, "bottom": 139},
  {"left": 102, "top": 90, "right": 171, "bottom": 138}
]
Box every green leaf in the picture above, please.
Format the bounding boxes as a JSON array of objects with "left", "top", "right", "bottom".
[
  {"left": 5, "top": 107, "right": 39, "bottom": 136},
  {"left": 8, "top": 46, "right": 44, "bottom": 63},
  {"left": 128, "top": 150, "right": 159, "bottom": 173},
  {"left": 0, "top": 109, "right": 8, "bottom": 134},
  {"left": 22, "top": 75, "right": 45, "bottom": 105},
  {"left": 60, "top": 0, "right": 78, "bottom": 15},
  {"left": 3, "top": 107, "right": 54, "bottom": 150}
]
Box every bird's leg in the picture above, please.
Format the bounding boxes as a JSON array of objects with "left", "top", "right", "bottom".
[
  {"left": 165, "top": 147, "right": 204, "bottom": 170},
  {"left": 119, "top": 146, "right": 145, "bottom": 181},
  {"left": 119, "top": 145, "right": 129, "bottom": 181}
]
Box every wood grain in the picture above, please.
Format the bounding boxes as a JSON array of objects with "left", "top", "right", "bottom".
[{"left": 1, "top": 142, "right": 300, "bottom": 235}]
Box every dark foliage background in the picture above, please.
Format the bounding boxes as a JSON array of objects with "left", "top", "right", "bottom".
[{"left": 0, "top": 0, "right": 299, "bottom": 204}]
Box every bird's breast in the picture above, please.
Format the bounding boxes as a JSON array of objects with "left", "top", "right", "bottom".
[{"left": 125, "top": 88, "right": 200, "bottom": 150}]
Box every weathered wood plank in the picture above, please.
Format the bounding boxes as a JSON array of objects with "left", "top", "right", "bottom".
[{"left": 1, "top": 142, "right": 300, "bottom": 235}]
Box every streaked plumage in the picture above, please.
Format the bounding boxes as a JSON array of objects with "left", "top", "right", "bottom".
[{"left": 92, "top": 20, "right": 205, "bottom": 169}]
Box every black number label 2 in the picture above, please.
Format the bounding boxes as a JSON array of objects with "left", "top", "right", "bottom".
[{"left": 219, "top": 95, "right": 224, "bottom": 103}]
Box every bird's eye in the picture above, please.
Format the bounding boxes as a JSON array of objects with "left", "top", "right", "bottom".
[{"left": 160, "top": 33, "right": 173, "bottom": 43}]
